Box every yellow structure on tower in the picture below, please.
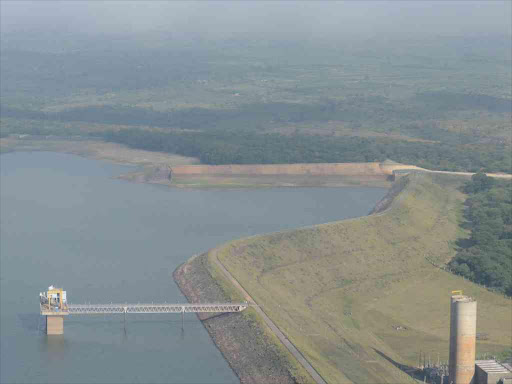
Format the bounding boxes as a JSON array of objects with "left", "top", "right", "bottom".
[{"left": 40, "top": 285, "right": 69, "bottom": 335}]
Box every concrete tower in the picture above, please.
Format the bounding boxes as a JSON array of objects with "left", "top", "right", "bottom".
[{"left": 449, "top": 295, "right": 477, "bottom": 384}]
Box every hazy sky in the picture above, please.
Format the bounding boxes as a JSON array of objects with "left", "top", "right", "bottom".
[{"left": 1, "top": 1, "right": 511, "bottom": 40}]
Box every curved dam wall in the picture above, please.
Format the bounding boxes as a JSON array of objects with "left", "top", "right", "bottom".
[{"left": 170, "top": 162, "right": 394, "bottom": 176}]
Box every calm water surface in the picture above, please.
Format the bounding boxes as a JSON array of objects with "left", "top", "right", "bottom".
[{"left": 0, "top": 152, "right": 387, "bottom": 384}]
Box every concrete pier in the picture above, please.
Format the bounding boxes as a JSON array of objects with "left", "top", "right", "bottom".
[{"left": 46, "top": 315, "right": 64, "bottom": 335}]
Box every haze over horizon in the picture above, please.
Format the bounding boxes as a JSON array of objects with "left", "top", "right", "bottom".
[
  {"left": 1, "top": 0, "right": 511, "bottom": 44},
  {"left": 1, "top": 2, "right": 511, "bottom": 383}
]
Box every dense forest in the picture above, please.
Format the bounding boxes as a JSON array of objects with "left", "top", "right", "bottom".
[
  {"left": 101, "top": 129, "right": 511, "bottom": 172},
  {"left": 449, "top": 173, "right": 512, "bottom": 295},
  {"left": 2, "top": 117, "right": 510, "bottom": 173},
  {"left": 2, "top": 35, "right": 511, "bottom": 175},
  {"left": 3, "top": 91, "right": 511, "bottom": 138}
]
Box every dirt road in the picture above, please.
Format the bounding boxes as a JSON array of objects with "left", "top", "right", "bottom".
[{"left": 211, "top": 248, "right": 328, "bottom": 384}]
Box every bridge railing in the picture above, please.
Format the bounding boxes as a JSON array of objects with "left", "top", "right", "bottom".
[{"left": 65, "top": 302, "right": 248, "bottom": 315}]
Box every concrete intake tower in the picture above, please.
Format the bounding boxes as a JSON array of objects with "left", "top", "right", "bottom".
[{"left": 449, "top": 294, "right": 477, "bottom": 384}]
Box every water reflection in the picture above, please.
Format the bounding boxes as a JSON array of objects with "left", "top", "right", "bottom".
[
  {"left": 1, "top": 152, "right": 387, "bottom": 384},
  {"left": 40, "top": 334, "right": 70, "bottom": 360},
  {"left": 18, "top": 313, "right": 41, "bottom": 333}
]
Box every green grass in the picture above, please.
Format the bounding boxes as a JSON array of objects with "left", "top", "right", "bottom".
[
  {"left": 210, "top": 173, "right": 511, "bottom": 383},
  {"left": 204, "top": 252, "right": 315, "bottom": 383},
  {"left": 242, "top": 307, "right": 315, "bottom": 384}
]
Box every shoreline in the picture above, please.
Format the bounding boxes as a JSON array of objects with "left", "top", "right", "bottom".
[
  {"left": 0, "top": 137, "right": 393, "bottom": 189},
  {"left": 4, "top": 137, "right": 508, "bottom": 190},
  {"left": 172, "top": 178, "right": 407, "bottom": 384},
  {"left": 0, "top": 137, "right": 199, "bottom": 168},
  {"left": 173, "top": 255, "right": 309, "bottom": 384},
  {"left": 4, "top": 139, "right": 509, "bottom": 381}
]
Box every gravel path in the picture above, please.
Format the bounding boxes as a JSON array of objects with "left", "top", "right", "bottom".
[
  {"left": 174, "top": 255, "right": 299, "bottom": 384},
  {"left": 211, "top": 248, "right": 328, "bottom": 384}
]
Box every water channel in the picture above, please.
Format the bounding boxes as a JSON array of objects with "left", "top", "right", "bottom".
[{"left": 0, "top": 151, "right": 387, "bottom": 383}]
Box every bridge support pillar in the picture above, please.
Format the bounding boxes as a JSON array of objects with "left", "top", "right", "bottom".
[{"left": 46, "top": 315, "right": 64, "bottom": 335}]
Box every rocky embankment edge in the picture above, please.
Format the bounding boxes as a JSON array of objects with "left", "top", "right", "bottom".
[
  {"left": 173, "top": 254, "right": 304, "bottom": 384},
  {"left": 117, "top": 166, "right": 172, "bottom": 184},
  {"left": 369, "top": 175, "right": 409, "bottom": 214}
]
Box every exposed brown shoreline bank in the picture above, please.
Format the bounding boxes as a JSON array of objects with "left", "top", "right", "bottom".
[
  {"left": 1, "top": 138, "right": 392, "bottom": 188},
  {"left": 132, "top": 161, "right": 512, "bottom": 189},
  {"left": 166, "top": 162, "right": 396, "bottom": 188},
  {"left": 170, "top": 162, "right": 392, "bottom": 176},
  {"left": 6, "top": 137, "right": 508, "bottom": 189}
]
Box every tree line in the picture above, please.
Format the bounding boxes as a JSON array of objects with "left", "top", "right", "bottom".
[
  {"left": 4, "top": 90, "right": 511, "bottom": 135},
  {"left": 100, "top": 128, "right": 511, "bottom": 172},
  {"left": 2, "top": 115, "right": 511, "bottom": 173},
  {"left": 449, "top": 173, "right": 512, "bottom": 295}
]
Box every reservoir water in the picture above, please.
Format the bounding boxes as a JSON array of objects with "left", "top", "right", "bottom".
[{"left": 0, "top": 151, "right": 387, "bottom": 384}]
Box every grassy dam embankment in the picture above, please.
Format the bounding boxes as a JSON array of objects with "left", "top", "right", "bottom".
[{"left": 175, "top": 173, "right": 511, "bottom": 384}]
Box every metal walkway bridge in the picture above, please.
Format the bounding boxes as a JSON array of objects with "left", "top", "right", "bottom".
[
  {"left": 65, "top": 302, "right": 248, "bottom": 315},
  {"left": 41, "top": 302, "right": 248, "bottom": 334}
]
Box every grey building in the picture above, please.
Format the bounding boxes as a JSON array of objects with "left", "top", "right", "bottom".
[{"left": 475, "top": 360, "right": 512, "bottom": 384}]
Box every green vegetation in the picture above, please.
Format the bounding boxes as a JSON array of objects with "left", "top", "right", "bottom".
[
  {"left": 449, "top": 173, "right": 512, "bottom": 295},
  {"left": 208, "top": 174, "right": 511, "bottom": 383},
  {"left": 415, "top": 91, "right": 512, "bottom": 114},
  {"left": 241, "top": 307, "right": 314, "bottom": 384},
  {"left": 101, "top": 128, "right": 512, "bottom": 172},
  {"left": 2, "top": 34, "right": 511, "bottom": 174},
  {"left": 4, "top": 91, "right": 510, "bottom": 133},
  {"left": 496, "top": 347, "right": 512, "bottom": 362},
  {"left": 204, "top": 251, "right": 314, "bottom": 383},
  {"left": 3, "top": 116, "right": 510, "bottom": 172},
  {"left": 3, "top": 29, "right": 511, "bottom": 383}
]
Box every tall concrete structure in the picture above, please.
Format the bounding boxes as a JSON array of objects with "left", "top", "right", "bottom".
[
  {"left": 40, "top": 285, "right": 68, "bottom": 335},
  {"left": 449, "top": 294, "right": 477, "bottom": 384},
  {"left": 46, "top": 315, "right": 65, "bottom": 335}
]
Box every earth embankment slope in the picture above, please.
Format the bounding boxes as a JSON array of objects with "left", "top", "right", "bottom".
[
  {"left": 209, "top": 173, "right": 511, "bottom": 383},
  {"left": 169, "top": 162, "right": 393, "bottom": 188},
  {"left": 171, "top": 161, "right": 512, "bottom": 179},
  {"left": 170, "top": 162, "right": 387, "bottom": 176},
  {"left": 174, "top": 255, "right": 314, "bottom": 384},
  {"left": 169, "top": 162, "right": 511, "bottom": 188}
]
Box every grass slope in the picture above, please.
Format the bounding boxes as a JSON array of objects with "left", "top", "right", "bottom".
[{"left": 208, "top": 173, "right": 512, "bottom": 383}]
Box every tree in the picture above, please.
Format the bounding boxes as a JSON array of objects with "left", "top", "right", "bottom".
[{"left": 466, "top": 172, "right": 495, "bottom": 193}]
